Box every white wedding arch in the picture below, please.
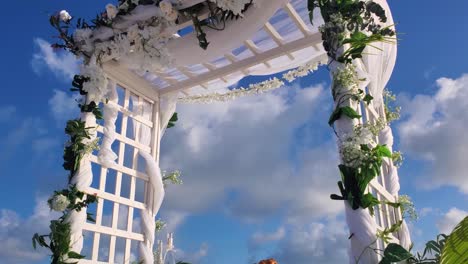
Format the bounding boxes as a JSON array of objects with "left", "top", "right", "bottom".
[{"left": 37, "top": 0, "right": 411, "bottom": 263}]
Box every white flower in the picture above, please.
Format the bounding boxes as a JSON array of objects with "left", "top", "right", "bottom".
[
  {"left": 59, "top": 10, "right": 72, "bottom": 22},
  {"left": 165, "top": 10, "right": 179, "bottom": 22},
  {"left": 106, "top": 4, "right": 118, "bottom": 20},
  {"left": 356, "top": 127, "right": 374, "bottom": 145},
  {"left": 74, "top": 28, "right": 94, "bottom": 52},
  {"left": 159, "top": 0, "right": 173, "bottom": 14},
  {"left": 81, "top": 63, "right": 109, "bottom": 103},
  {"left": 49, "top": 194, "right": 70, "bottom": 212},
  {"left": 210, "top": 0, "right": 252, "bottom": 16}
]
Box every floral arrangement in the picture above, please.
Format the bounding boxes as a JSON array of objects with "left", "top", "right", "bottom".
[
  {"left": 179, "top": 77, "right": 285, "bottom": 103},
  {"left": 307, "top": 0, "right": 416, "bottom": 262},
  {"left": 179, "top": 58, "right": 327, "bottom": 104}
]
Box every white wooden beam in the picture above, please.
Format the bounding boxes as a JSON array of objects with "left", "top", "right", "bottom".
[
  {"left": 103, "top": 61, "right": 159, "bottom": 102},
  {"left": 224, "top": 53, "right": 249, "bottom": 75},
  {"left": 160, "top": 32, "right": 323, "bottom": 95},
  {"left": 264, "top": 22, "right": 295, "bottom": 60},
  {"left": 244, "top": 40, "right": 272, "bottom": 68},
  {"left": 176, "top": 66, "right": 210, "bottom": 90},
  {"left": 284, "top": 3, "right": 312, "bottom": 36}
]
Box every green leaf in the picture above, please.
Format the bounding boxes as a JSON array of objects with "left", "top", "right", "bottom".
[
  {"left": 363, "top": 94, "right": 374, "bottom": 105},
  {"left": 441, "top": 216, "right": 468, "bottom": 264},
  {"left": 328, "top": 107, "right": 342, "bottom": 126},
  {"left": 381, "top": 243, "right": 413, "bottom": 262},
  {"left": 375, "top": 145, "right": 392, "bottom": 158},
  {"left": 68, "top": 251, "right": 85, "bottom": 259},
  {"left": 341, "top": 106, "right": 362, "bottom": 119}
]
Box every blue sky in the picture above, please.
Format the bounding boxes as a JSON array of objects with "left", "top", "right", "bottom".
[{"left": 0, "top": 0, "right": 467, "bottom": 263}]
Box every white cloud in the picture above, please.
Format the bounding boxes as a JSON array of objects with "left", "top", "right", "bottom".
[
  {"left": 48, "top": 89, "right": 81, "bottom": 124},
  {"left": 176, "top": 243, "right": 209, "bottom": 264},
  {"left": 250, "top": 227, "right": 286, "bottom": 247},
  {"left": 436, "top": 207, "right": 467, "bottom": 234},
  {"left": 269, "top": 218, "right": 349, "bottom": 264},
  {"left": 31, "top": 38, "right": 79, "bottom": 81},
  {"left": 160, "top": 84, "right": 343, "bottom": 225},
  {"left": 398, "top": 74, "right": 468, "bottom": 193},
  {"left": 0, "top": 197, "right": 59, "bottom": 264}
]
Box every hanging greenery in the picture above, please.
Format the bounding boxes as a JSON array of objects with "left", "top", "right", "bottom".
[{"left": 32, "top": 74, "right": 101, "bottom": 263}]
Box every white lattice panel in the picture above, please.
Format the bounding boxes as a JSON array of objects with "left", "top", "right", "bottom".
[{"left": 81, "top": 82, "right": 159, "bottom": 264}]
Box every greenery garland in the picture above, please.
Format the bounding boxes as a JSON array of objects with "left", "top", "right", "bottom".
[
  {"left": 307, "top": 0, "right": 417, "bottom": 262},
  {"left": 32, "top": 75, "right": 102, "bottom": 263}
]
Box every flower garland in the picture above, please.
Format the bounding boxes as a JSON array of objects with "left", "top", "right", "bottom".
[
  {"left": 178, "top": 77, "right": 284, "bottom": 103},
  {"left": 179, "top": 57, "right": 328, "bottom": 104},
  {"left": 51, "top": 0, "right": 257, "bottom": 70}
]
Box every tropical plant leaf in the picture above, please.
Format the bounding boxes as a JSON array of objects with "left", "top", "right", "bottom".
[
  {"left": 380, "top": 243, "right": 413, "bottom": 263},
  {"left": 441, "top": 216, "right": 468, "bottom": 264}
]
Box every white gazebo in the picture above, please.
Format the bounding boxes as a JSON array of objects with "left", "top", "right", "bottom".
[{"left": 46, "top": 0, "right": 410, "bottom": 263}]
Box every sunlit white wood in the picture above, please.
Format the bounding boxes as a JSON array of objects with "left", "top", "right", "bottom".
[
  {"left": 284, "top": 3, "right": 312, "bottom": 36},
  {"left": 103, "top": 61, "right": 158, "bottom": 102},
  {"left": 224, "top": 53, "right": 249, "bottom": 75},
  {"left": 107, "top": 101, "right": 154, "bottom": 128},
  {"left": 202, "top": 62, "right": 229, "bottom": 83},
  {"left": 84, "top": 223, "right": 144, "bottom": 241},
  {"left": 160, "top": 32, "right": 322, "bottom": 95},
  {"left": 90, "top": 155, "right": 149, "bottom": 181},
  {"left": 244, "top": 40, "right": 272, "bottom": 68},
  {"left": 91, "top": 167, "right": 108, "bottom": 261},
  {"left": 86, "top": 187, "right": 146, "bottom": 210},
  {"left": 108, "top": 89, "right": 130, "bottom": 262},
  {"left": 264, "top": 22, "right": 295, "bottom": 60}
]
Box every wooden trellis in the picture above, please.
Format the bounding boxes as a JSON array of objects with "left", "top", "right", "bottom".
[{"left": 75, "top": 0, "right": 406, "bottom": 263}]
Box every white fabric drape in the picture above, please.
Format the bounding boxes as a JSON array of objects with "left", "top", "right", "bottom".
[
  {"left": 131, "top": 94, "right": 177, "bottom": 264},
  {"left": 141, "top": 0, "right": 329, "bottom": 96},
  {"left": 330, "top": 59, "right": 379, "bottom": 264},
  {"left": 361, "top": 0, "right": 411, "bottom": 251},
  {"left": 65, "top": 112, "right": 97, "bottom": 262},
  {"left": 98, "top": 80, "right": 119, "bottom": 167}
]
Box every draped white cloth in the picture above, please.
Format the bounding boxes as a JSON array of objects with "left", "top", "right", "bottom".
[
  {"left": 140, "top": 0, "right": 329, "bottom": 95},
  {"left": 65, "top": 113, "right": 98, "bottom": 262},
  {"left": 98, "top": 80, "right": 119, "bottom": 168},
  {"left": 130, "top": 94, "right": 178, "bottom": 264}
]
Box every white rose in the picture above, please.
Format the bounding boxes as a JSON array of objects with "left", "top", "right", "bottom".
[
  {"left": 49, "top": 194, "right": 70, "bottom": 212},
  {"left": 165, "top": 9, "right": 179, "bottom": 22},
  {"left": 59, "top": 10, "right": 72, "bottom": 22},
  {"left": 106, "top": 4, "right": 118, "bottom": 20},
  {"left": 159, "top": 0, "right": 173, "bottom": 15}
]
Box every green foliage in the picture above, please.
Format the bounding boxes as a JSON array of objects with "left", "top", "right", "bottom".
[
  {"left": 377, "top": 220, "right": 403, "bottom": 244},
  {"left": 331, "top": 144, "right": 391, "bottom": 213},
  {"left": 63, "top": 119, "right": 96, "bottom": 180},
  {"left": 363, "top": 94, "right": 374, "bottom": 105},
  {"left": 167, "top": 112, "right": 179, "bottom": 129},
  {"left": 380, "top": 243, "right": 413, "bottom": 264},
  {"left": 181, "top": 1, "right": 254, "bottom": 50},
  {"left": 328, "top": 106, "right": 361, "bottom": 126},
  {"left": 33, "top": 75, "right": 101, "bottom": 262},
  {"left": 441, "top": 217, "right": 468, "bottom": 264},
  {"left": 409, "top": 234, "right": 447, "bottom": 263},
  {"left": 308, "top": 0, "right": 395, "bottom": 64},
  {"left": 155, "top": 219, "right": 167, "bottom": 232}
]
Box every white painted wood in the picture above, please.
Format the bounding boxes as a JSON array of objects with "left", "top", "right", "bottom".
[
  {"left": 160, "top": 32, "right": 322, "bottom": 95},
  {"left": 284, "top": 3, "right": 312, "bottom": 36},
  {"left": 264, "top": 22, "right": 295, "bottom": 60}
]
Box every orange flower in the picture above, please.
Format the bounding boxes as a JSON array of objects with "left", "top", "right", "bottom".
[{"left": 258, "top": 258, "right": 278, "bottom": 264}]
